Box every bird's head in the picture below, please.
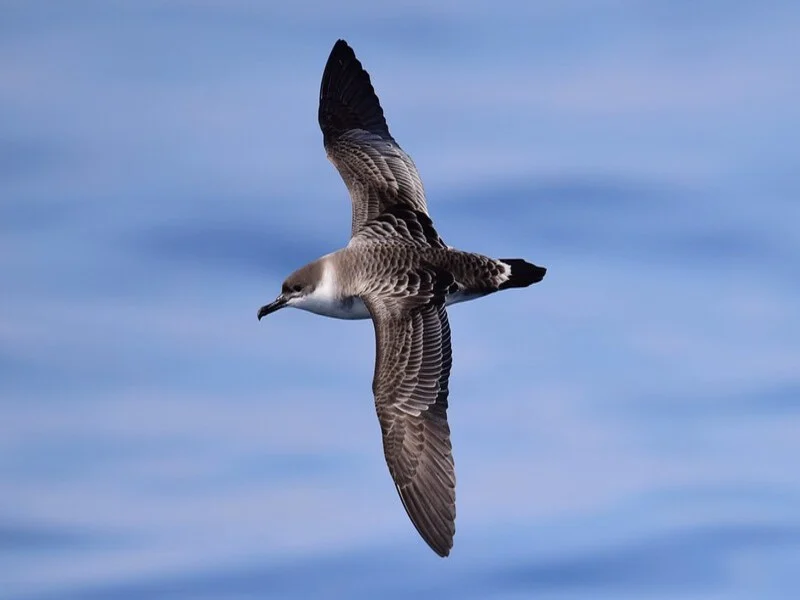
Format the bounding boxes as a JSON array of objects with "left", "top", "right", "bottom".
[{"left": 257, "top": 263, "right": 321, "bottom": 320}]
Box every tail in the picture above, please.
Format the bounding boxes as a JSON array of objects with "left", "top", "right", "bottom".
[{"left": 498, "top": 259, "right": 547, "bottom": 290}]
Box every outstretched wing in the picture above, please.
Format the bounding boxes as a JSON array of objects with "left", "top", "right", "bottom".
[
  {"left": 319, "top": 39, "right": 429, "bottom": 238},
  {"left": 363, "top": 267, "right": 456, "bottom": 557}
]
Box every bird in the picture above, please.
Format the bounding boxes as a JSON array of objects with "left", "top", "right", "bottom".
[{"left": 257, "top": 39, "right": 546, "bottom": 557}]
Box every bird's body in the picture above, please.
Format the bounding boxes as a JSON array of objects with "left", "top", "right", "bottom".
[
  {"left": 290, "top": 244, "right": 537, "bottom": 320},
  {"left": 258, "top": 40, "right": 547, "bottom": 557}
]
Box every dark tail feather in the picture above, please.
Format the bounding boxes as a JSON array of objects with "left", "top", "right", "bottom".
[{"left": 498, "top": 259, "right": 547, "bottom": 289}]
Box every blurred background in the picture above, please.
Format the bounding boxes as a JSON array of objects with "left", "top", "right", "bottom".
[{"left": 2, "top": 1, "right": 799, "bottom": 598}]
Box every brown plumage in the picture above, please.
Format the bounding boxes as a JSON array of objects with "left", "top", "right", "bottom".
[
  {"left": 257, "top": 39, "right": 547, "bottom": 557},
  {"left": 319, "top": 40, "right": 430, "bottom": 236}
]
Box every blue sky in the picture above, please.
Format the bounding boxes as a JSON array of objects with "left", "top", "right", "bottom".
[{"left": 2, "top": 1, "right": 799, "bottom": 598}]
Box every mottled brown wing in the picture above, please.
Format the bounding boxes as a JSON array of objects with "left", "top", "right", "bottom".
[
  {"left": 349, "top": 205, "right": 446, "bottom": 249},
  {"left": 319, "top": 39, "right": 429, "bottom": 238},
  {"left": 363, "top": 282, "right": 456, "bottom": 557}
]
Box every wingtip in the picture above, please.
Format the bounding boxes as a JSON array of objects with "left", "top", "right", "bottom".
[
  {"left": 328, "top": 38, "right": 353, "bottom": 61},
  {"left": 418, "top": 529, "right": 452, "bottom": 558},
  {"left": 434, "top": 543, "right": 452, "bottom": 558},
  {"left": 394, "top": 482, "right": 456, "bottom": 558},
  {"left": 319, "top": 38, "right": 392, "bottom": 142},
  {"left": 429, "top": 533, "right": 453, "bottom": 558}
]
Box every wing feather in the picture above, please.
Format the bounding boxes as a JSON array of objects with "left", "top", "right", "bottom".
[
  {"left": 363, "top": 267, "right": 456, "bottom": 557},
  {"left": 319, "top": 40, "right": 429, "bottom": 237}
]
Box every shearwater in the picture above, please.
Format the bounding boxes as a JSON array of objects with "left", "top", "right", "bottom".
[{"left": 257, "top": 39, "right": 546, "bottom": 557}]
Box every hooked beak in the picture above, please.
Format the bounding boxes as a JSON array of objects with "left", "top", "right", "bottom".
[{"left": 257, "top": 295, "right": 288, "bottom": 320}]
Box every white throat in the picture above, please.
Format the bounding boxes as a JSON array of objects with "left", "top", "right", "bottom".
[{"left": 291, "top": 260, "right": 370, "bottom": 320}]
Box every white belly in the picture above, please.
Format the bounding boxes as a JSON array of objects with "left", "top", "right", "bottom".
[
  {"left": 297, "top": 295, "right": 372, "bottom": 320},
  {"left": 298, "top": 290, "right": 485, "bottom": 320}
]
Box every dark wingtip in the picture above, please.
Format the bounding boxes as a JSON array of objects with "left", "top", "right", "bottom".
[
  {"left": 325, "top": 39, "right": 354, "bottom": 69},
  {"left": 394, "top": 482, "right": 455, "bottom": 558},
  {"left": 332, "top": 38, "right": 350, "bottom": 52},
  {"left": 319, "top": 39, "right": 392, "bottom": 143}
]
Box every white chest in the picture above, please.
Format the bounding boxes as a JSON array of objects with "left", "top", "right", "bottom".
[
  {"left": 300, "top": 295, "right": 371, "bottom": 320},
  {"left": 292, "top": 261, "right": 372, "bottom": 320},
  {"left": 300, "top": 289, "right": 483, "bottom": 320}
]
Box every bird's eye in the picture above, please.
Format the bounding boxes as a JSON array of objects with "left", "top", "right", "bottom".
[{"left": 291, "top": 284, "right": 302, "bottom": 293}]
